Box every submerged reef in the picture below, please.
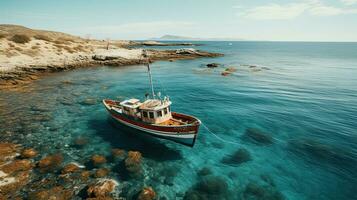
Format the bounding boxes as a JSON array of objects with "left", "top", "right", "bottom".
[
  {"left": 0, "top": 142, "right": 157, "bottom": 199},
  {"left": 125, "top": 151, "right": 143, "bottom": 178},
  {"left": 183, "top": 176, "right": 230, "bottom": 200},
  {"left": 197, "top": 167, "right": 213, "bottom": 177},
  {"left": 221, "top": 148, "right": 252, "bottom": 165},
  {"left": 242, "top": 182, "right": 285, "bottom": 200},
  {"left": 243, "top": 128, "right": 274, "bottom": 145},
  {"left": 38, "top": 153, "right": 64, "bottom": 172}
]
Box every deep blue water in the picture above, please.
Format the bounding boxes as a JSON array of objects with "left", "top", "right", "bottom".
[{"left": 1, "top": 41, "right": 357, "bottom": 199}]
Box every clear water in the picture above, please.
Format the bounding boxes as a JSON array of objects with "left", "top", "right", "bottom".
[{"left": 1, "top": 41, "right": 357, "bottom": 199}]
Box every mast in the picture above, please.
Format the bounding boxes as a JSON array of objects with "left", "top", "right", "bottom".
[{"left": 142, "top": 50, "right": 155, "bottom": 99}]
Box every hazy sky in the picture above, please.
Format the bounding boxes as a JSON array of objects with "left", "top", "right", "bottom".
[{"left": 1, "top": 0, "right": 357, "bottom": 41}]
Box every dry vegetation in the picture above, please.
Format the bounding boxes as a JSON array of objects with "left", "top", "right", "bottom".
[
  {"left": 0, "top": 33, "right": 7, "bottom": 39},
  {"left": 33, "top": 34, "right": 52, "bottom": 42},
  {"left": 10, "top": 34, "right": 31, "bottom": 44},
  {"left": 0, "top": 24, "right": 137, "bottom": 74}
]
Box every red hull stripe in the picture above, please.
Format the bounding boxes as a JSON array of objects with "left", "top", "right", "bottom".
[{"left": 109, "top": 110, "right": 199, "bottom": 134}]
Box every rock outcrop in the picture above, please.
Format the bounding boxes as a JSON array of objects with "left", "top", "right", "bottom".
[
  {"left": 21, "top": 148, "right": 38, "bottom": 158},
  {"left": 206, "top": 63, "right": 220, "bottom": 68},
  {"left": 137, "top": 187, "right": 156, "bottom": 200},
  {"left": 221, "top": 67, "right": 237, "bottom": 76},
  {"left": 28, "top": 186, "right": 73, "bottom": 200},
  {"left": 61, "top": 162, "right": 82, "bottom": 174},
  {"left": 0, "top": 143, "right": 33, "bottom": 198},
  {"left": 125, "top": 151, "right": 142, "bottom": 177},
  {"left": 38, "top": 153, "right": 64, "bottom": 172},
  {"left": 87, "top": 179, "right": 118, "bottom": 198},
  {"left": 91, "top": 155, "right": 107, "bottom": 166}
]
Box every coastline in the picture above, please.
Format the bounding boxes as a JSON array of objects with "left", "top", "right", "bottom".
[
  {"left": 0, "top": 48, "right": 222, "bottom": 90},
  {"left": 0, "top": 25, "right": 222, "bottom": 90}
]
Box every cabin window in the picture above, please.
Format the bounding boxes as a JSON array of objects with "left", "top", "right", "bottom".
[
  {"left": 157, "top": 110, "right": 162, "bottom": 117},
  {"left": 164, "top": 108, "right": 168, "bottom": 115},
  {"left": 149, "top": 112, "right": 154, "bottom": 119},
  {"left": 143, "top": 111, "right": 148, "bottom": 118}
]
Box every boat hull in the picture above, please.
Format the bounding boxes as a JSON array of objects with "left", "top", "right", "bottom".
[{"left": 103, "top": 100, "right": 200, "bottom": 147}]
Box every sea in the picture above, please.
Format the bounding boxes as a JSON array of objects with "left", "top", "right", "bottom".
[{"left": 1, "top": 41, "right": 357, "bottom": 199}]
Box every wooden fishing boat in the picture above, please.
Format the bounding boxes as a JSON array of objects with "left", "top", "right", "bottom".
[{"left": 103, "top": 50, "right": 201, "bottom": 147}]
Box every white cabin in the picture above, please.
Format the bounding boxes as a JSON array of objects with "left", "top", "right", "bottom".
[{"left": 119, "top": 98, "right": 172, "bottom": 124}]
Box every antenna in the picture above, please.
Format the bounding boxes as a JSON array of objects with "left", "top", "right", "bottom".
[{"left": 142, "top": 50, "right": 155, "bottom": 99}]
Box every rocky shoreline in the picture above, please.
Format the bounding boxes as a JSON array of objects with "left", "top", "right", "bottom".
[
  {"left": 0, "top": 24, "right": 222, "bottom": 90},
  {"left": 0, "top": 48, "right": 222, "bottom": 90},
  {"left": 129, "top": 40, "right": 200, "bottom": 47}
]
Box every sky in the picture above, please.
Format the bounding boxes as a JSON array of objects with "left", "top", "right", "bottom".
[{"left": 0, "top": 0, "right": 357, "bottom": 41}]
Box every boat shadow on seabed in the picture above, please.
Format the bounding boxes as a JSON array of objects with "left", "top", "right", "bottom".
[{"left": 87, "top": 117, "right": 183, "bottom": 162}]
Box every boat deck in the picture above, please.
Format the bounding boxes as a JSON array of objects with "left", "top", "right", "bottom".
[{"left": 158, "top": 118, "right": 188, "bottom": 126}]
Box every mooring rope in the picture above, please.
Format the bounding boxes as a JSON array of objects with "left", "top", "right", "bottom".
[{"left": 201, "top": 123, "right": 241, "bottom": 145}]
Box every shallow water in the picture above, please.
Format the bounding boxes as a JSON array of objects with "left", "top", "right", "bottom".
[{"left": 1, "top": 41, "right": 357, "bottom": 199}]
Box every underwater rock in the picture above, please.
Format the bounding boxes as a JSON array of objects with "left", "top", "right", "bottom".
[
  {"left": 28, "top": 186, "right": 73, "bottom": 200},
  {"left": 91, "top": 155, "right": 107, "bottom": 166},
  {"left": 1, "top": 159, "right": 34, "bottom": 173},
  {"left": 73, "top": 136, "right": 89, "bottom": 147},
  {"left": 87, "top": 179, "right": 118, "bottom": 198},
  {"left": 161, "top": 165, "right": 179, "bottom": 178},
  {"left": 221, "top": 71, "right": 230, "bottom": 76},
  {"left": 221, "top": 148, "right": 252, "bottom": 165},
  {"left": 0, "top": 158, "right": 33, "bottom": 198},
  {"left": 206, "top": 63, "right": 220, "bottom": 68},
  {"left": 137, "top": 187, "right": 156, "bottom": 200},
  {"left": 221, "top": 67, "right": 237, "bottom": 76},
  {"left": 61, "top": 80, "right": 74, "bottom": 85},
  {"left": 184, "top": 176, "right": 229, "bottom": 199},
  {"left": 80, "top": 170, "right": 92, "bottom": 181},
  {"left": 196, "top": 176, "right": 228, "bottom": 195},
  {"left": 59, "top": 97, "right": 75, "bottom": 105},
  {"left": 244, "top": 128, "right": 274, "bottom": 145},
  {"left": 0, "top": 143, "right": 19, "bottom": 163},
  {"left": 197, "top": 167, "right": 213, "bottom": 177},
  {"left": 260, "top": 174, "right": 276, "bottom": 187},
  {"left": 164, "top": 176, "right": 175, "bottom": 186},
  {"left": 243, "top": 182, "right": 285, "bottom": 200},
  {"left": 95, "top": 168, "right": 110, "bottom": 178},
  {"left": 112, "top": 148, "right": 126, "bottom": 158},
  {"left": 81, "top": 98, "right": 97, "bottom": 105},
  {"left": 38, "top": 153, "right": 63, "bottom": 172},
  {"left": 61, "top": 162, "right": 82, "bottom": 174},
  {"left": 21, "top": 148, "right": 38, "bottom": 158},
  {"left": 125, "top": 151, "right": 142, "bottom": 177}
]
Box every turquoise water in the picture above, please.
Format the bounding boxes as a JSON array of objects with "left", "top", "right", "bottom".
[{"left": 1, "top": 41, "right": 357, "bottom": 199}]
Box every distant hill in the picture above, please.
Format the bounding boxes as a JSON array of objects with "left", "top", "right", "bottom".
[{"left": 151, "top": 34, "right": 245, "bottom": 41}]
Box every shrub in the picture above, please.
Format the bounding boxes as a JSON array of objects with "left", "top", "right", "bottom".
[
  {"left": 31, "top": 45, "right": 40, "bottom": 50},
  {"left": 8, "top": 42, "right": 15, "bottom": 48},
  {"left": 54, "top": 37, "right": 75, "bottom": 45},
  {"left": 63, "top": 46, "right": 75, "bottom": 53},
  {"left": 0, "top": 33, "right": 7, "bottom": 39},
  {"left": 73, "top": 45, "right": 86, "bottom": 52},
  {"left": 14, "top": 47, "right": 22, "bottom": 52},
  {"left": 33, "top": 34, "right": 52, "bottom": 42},
  {"left": 10, "top": 34, "right": 31, "bottom": 44}
]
